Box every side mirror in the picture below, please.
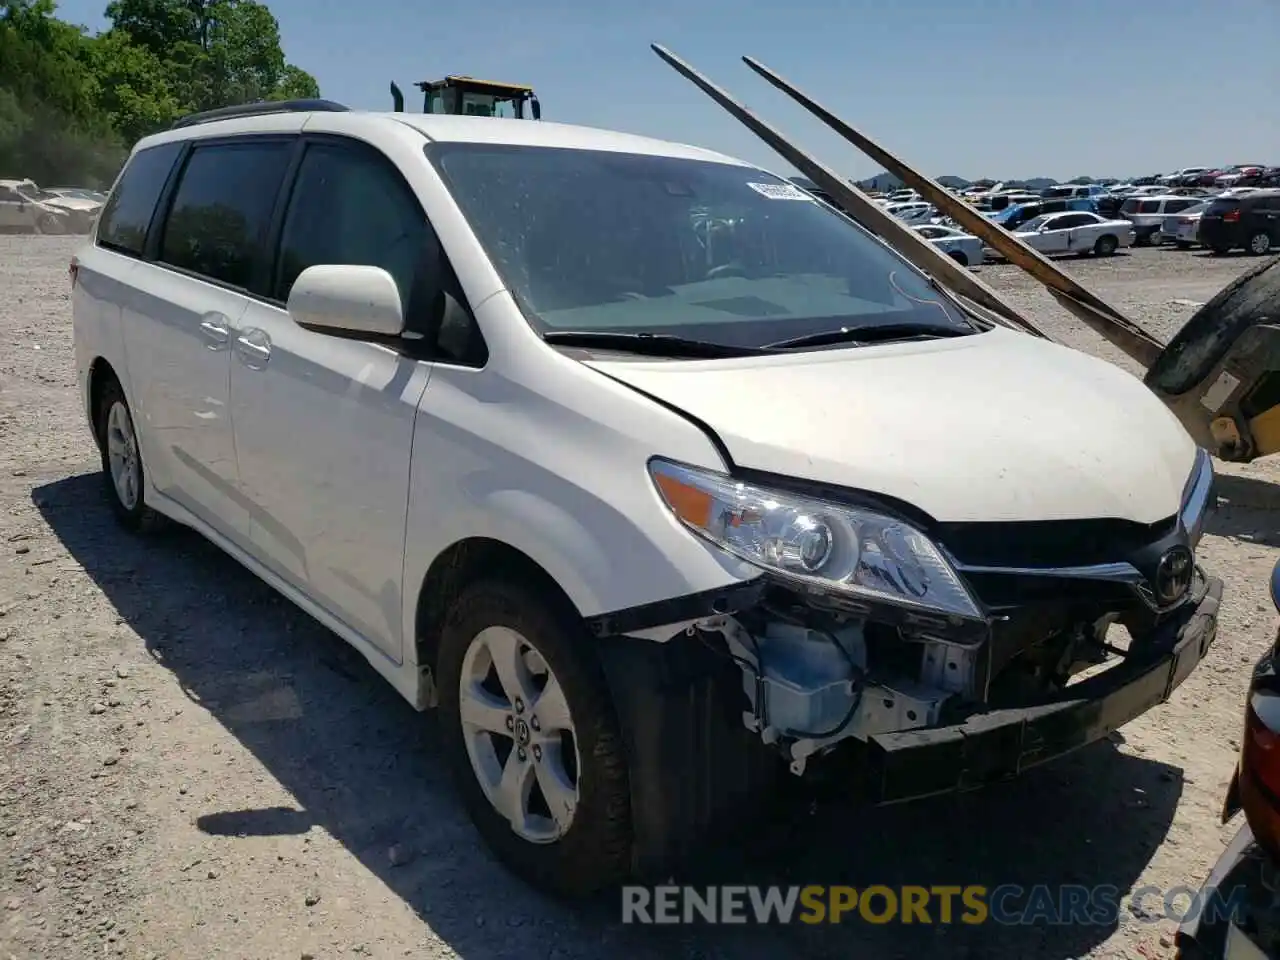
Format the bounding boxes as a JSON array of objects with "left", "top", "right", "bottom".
[{"left": 287, "top": 264, "right": 405, "bottom": 338}]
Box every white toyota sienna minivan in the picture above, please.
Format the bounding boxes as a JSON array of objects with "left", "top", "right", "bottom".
[{"left": 71, "top": 100, "right": 1221, "bottom": 897}]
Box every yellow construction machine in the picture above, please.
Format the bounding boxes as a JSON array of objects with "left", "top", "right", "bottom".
[
  {"left": 390, "top": 75, "right": 541, "bottom": 120},
  {"left": 651, "top": 45, "right": 1280, "bottom": 465}
]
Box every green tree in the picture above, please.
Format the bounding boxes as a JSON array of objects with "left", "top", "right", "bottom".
[
  {"left": 0, "top": 0, "right": 319, "bottom": 184},
  {"left": 103, "top": 0, "right": 318, "bottom": 110}
]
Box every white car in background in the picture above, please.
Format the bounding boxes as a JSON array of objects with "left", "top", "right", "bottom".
[
  {"left": 886, "top": 200, "right": 936, "bottom": 224},
  {"left": 1166, "top": 201, "right": 1212, "bottom": 248},
  {"left": 0, "top": 179, "right": 100, "bottom": 233},
  {"left": 1009, "top": 211, "right": 1134, "bottom": 256},
  {"left": 1119, "top": 194, "right": 1204, "bottom": 245},
  {"left": 46, "top": 187, "right": 109, "bottom": 206},
  {"left": 912, "top": 223, "right": 984, "bottom": 266}
]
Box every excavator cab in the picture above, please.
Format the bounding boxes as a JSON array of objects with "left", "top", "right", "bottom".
[{"left": 390, "top": 75, "right": 541, "bottom": 120}]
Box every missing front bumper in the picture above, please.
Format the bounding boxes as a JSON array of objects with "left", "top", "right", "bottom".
[{"left": 859, "top": 573, "right": 1221, "bottom": 804}]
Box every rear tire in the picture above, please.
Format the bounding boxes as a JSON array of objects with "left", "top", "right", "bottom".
[
  {"left": 436, "top": 579, "right": 632, "bottom": 898},
  {"left": 1094, "top": 235, "right": 1119, "bottom": 256},
  {"left": 947, "top": 250, "right": 969, "bottom": 267},
  {"left": 94, "top": 377, "right": 165, "bottom": 533},
  {"left": 1175, "top": 240, "right": 1193, "bottom": 250},
  {"left": 1210, "top": 245, "right": 1233, "bottom": 256}
]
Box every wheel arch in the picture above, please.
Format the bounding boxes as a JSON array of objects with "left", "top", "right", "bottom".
[
  {"left": 414, "top": 537, "right": 581, "bottom": 699},
  {"left": 87, "top": 356, "right": 121, "bottom": 449}
]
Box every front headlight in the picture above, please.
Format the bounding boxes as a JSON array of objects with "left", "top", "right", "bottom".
[{"left": 649, "top": 458, "right": 982, "bottom": 621}]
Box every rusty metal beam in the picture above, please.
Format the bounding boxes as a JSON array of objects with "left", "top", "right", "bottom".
[
  {"left": 649, "top": 44, "right": 1050, "bottom": 340},
  {"left": 739, "top": 55, "right": 1168, "bottom": 369}
]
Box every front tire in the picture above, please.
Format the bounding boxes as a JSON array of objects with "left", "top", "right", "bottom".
[
  {"left": 94, "top": 377, "right": 165, "bottom": 532},
  {"left": 1249, "top": 231, "right": 1273, "bottom": 256},
  {"left": 947, "top": 250, "right": 969, "bottom": 267},
  {"left": 437, "top": 579, "right": 632, "bottom": 897}
]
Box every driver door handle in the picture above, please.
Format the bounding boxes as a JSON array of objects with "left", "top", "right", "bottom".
[{"left": 234, "top": 328, "right": 271, "bottom": 368}]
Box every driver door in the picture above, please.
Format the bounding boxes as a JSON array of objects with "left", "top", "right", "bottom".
[{"left": 1036, "top": 216, "right": 1071, "bottom": 253}]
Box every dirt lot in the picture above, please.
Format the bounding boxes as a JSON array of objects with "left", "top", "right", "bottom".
[{"left": 2, "top": 238, "right": 1279, "bottom": 960}]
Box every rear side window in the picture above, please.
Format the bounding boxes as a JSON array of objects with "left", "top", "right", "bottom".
[
  {"left": 1138, "top": 200, "right": 1160, "bottom": 213},
  {"left": 1207, "top": 199, "right": 1240, "bottom": 216},
  {"left": 157, "top": 140, "right": 293, "bottom": 289},
  {"left": 96, "top": 142, "right": 183, "bottom": 256},
  {"left": 1121, "top": 199, "right": 1139, "bottom": 214}
]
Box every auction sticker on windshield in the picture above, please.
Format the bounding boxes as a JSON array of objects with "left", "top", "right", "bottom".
[{"left": 747, "top": 182, "right": 813, "bottom": 201}]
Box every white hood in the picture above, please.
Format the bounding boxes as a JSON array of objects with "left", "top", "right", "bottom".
[{"left": 584, "top": 327, "right": 1197, "bottom": 524}]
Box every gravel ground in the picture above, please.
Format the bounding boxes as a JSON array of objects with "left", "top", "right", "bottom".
[{"left": 2, "top": 237, "right": 1279, "bottom": 960}]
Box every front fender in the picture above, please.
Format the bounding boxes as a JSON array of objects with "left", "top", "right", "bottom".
[{"left": 400, "top": 362, "right": 761, "bottom": 655}]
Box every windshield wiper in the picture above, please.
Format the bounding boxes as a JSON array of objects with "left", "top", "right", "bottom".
[
  {"left": 542, "top": 330, "right": 775, "bottom": 358},
  {"left": 764, "top": 322, "right": 972, "bottom": 350}
]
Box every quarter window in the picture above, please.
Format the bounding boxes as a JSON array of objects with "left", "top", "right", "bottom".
[
  {"left": 96, "top": 142, "right": 184, "bottom": 256},
  {"left": 157, "top": 140, "right": 293, "bottom": 289}
]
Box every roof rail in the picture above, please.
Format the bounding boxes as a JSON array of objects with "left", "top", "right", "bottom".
[{"left": 169, "top": 99, "right": 350, "bottom": 130}]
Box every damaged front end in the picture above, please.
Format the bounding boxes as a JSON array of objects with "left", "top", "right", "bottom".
[{"left": 631, "top": 450, "right": 1220, "bottom": 794}]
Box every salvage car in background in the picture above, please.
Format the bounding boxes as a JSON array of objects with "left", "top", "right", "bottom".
[
  {"left": 912, "top": 223, "right": 984, "bottom": 266},
  {"left": 1007, "top": 211, "right": 1134, "bottom": 256},
  {"left": 1121, "top": 194, "right": 1204, "bottom": 246},
  {"left": 1166, "top": 201, "right": 1212, "bottom": 249},
  {"left": 0, "top": 179, "right": 100, "bottom": 233},
  {"left": 1175, "top": 558, "right": 1280, "bottom": 960},
  {"left": 885, "top": 199, "right": 936, "bottom": 223},
  {"left": 45, "top": 187, "right": 108, "bottom": 205}
]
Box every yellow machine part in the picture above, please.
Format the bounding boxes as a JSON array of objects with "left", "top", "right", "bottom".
[{"left": 1250, "top": 405, "right": 1280, "bottom": 456}]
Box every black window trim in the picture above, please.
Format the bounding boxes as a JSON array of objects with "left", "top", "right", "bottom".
[
  {"left": 260, "top": 132, "right": 488, "bottom": 370},
  {"left": 142, "top": 133, "right": 301, "bottom": 296}
]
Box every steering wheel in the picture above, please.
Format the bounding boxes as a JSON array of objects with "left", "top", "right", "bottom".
[{"left": 706, "top": 261, "right": 747, "bottom": 280}]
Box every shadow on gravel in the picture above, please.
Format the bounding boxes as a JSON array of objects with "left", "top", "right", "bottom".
[
  {"left": 35, "top": 471, "right": 1184, "bottom": 960},
  {"left": 1209, "top": 474, "right": 1280, "bottom": 546}
]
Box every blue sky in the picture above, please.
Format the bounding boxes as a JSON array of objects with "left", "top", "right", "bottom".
[{"left": 56, "top": 0, "right": 1280, "bottom": 182}]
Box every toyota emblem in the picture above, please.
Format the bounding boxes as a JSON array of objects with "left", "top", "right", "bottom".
[{"left": 1154, "top": 546, "right": 1194, "bottom": 606}]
